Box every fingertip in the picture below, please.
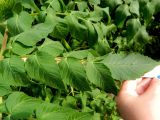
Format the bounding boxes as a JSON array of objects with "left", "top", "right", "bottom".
[{"left": 143, "top": 77, "right": 160, "bottom": 95}]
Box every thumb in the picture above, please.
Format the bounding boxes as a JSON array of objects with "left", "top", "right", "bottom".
[
  {"left": 136, "top": 78, "right": 152, "bottom": 95},
  {"left": 143, "top": 78, "right": 160, "bottom": 96}
]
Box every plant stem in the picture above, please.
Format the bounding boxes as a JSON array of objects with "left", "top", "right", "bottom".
[
  {"left": 61, "top": 39, "right": 72, "bottom": 52},
  {"left": 0, "top": 28, "right": 8, "bottom": 60},
  {"left": 71, "top": 86, "right": 74, "bottom": 96}
]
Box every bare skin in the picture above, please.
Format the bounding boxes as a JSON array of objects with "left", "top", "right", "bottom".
[{"left": 116, "top": 78, "right": 160, "bottom": 120}]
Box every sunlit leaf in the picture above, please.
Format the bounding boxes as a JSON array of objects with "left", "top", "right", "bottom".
[{"left": 102, "top": 53, "right": 159, "bottom": 80}]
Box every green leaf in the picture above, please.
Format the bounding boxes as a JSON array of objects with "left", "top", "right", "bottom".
[
  {"left": 62, "top": 96, "right": 77, "bottom": 109},
  {"left": 86, "top": 60, "right": 117, "bottom": 94},
  {"left": 129, "top": 0, "right": 140, "bottom": 16},
  {"left": 45, "top": 13, "right": 69, "bottom": 39},
  {"left": 77, "top": 1, "right": 88, "bottom": 11},
  {"left": 102, "top": 53, "right": 159, "bottom": 80},
  {"left": 65, "top": 14, "right": 88, "bottom": 42},
  {"left": 25, "top": 51, "right": 65, "bottom": 89},
  {"left": 66, "top": 1, "right": 76, "bottom": 10},
  {"left": 59, "top": 57, "right": 91, "bottom": 91},
  {"left": 115, "top": 4, "right": 131, "bottom": 28},
  {"left": 126, "top": 18, "right": 141, "bottom": 41},
  {"left": 100, "top": 0, "right": 123, "bottom": 12},
  {"left": 66, "top": 14, "right": 98, "bottom": 47},
  {"left": 94, "top": 39, "right": 111, "bottom": 55},
  {"left": 0, "top": 102, "right": 7, "bottom": 113},
  {"left": 50, "top": 18, "right": 69, "bottom": 39},
  {"left": 101, "top": 23, "right": 117, "bottom": 37},
  {"left": 142, "top": 2, "right": 155, "bottom": 24},
  {"left": 36, "top": 103, "right": 94, "bottom": 120},
  {"left": 138, "top": 0, "right": 149, "bottom": 5},
  {"left": 89, "top": 0, "right": 100, "bottom": 5},
  {"left": 83, "top": 20, "right": 98, "bottom": 47},
  {"left": 0, "top": 85, "right": 12, "bottom": 96},
  {"left": 63, "top": 50, "right": 89, "bottom": 59},
  {"left": 7, "top": 11, "right": 34, "bottom": 36},
  {"left": 5, "top": 92, "right": 42, "bottom": 119},
  {"left": 38, "top": 38, "right": 65, "bottom": 57},
  {"left": 124, "top": 0, "right": 132, "bottom": 4},
  {"left": 0, "top": 57, "right": 29, "bottom": 86},
  {"left": 131, "top": 26, "right": 150, "bottom": 44},
  {"left": 11, "top": 41, "right": 35, "bottom": 55},
  {"left": 12, "top": 2, "right": 23, "bottom": 14},
  {"left": 89, "top": 6, "right": 110, "bottom": 23},
  {"left": 0, "top": 0, "right": 15, "bottom": 21},
  {"left": 14, "top": 22, "right": 53, "bottom": 46},
  {"left": 46, "top": 0, "right": 66, "bottom": 12},
  {"left": 21, "top": 0, "right": 40, "bottom": 12},
  {"left": 152, "top": 0, "right": 160, "bottom": 13},
  {"left": 38, "top": 111, "right": 93, "bottom": 120}
]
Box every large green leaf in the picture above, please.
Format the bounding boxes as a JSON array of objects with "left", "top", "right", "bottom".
[
  {"left": 86, "top": 60, "right": 117, "bottom": 94},
  {"left": 5, "top": 92, "right": 42, "bottom": 119},
  {"left": 59, "top": 57, "right": 91, "bottom": 91},
  {"left": 102, "top": 53, "right": 159, "bottom": 80},
  {"left": 0, "top": 57, "right": 29, "bottom": 86},
  {"left": 7, "top": 11, "right": 34, "bottom": 36},
  {"left": 25, "top": 51, "right": 65, "bottom": 89},
  {"left": 13, "top": 22, "right": 53, "bottom": 46},
  {"left": 36, "top": 102, "right": 94, "bottom": 120}
]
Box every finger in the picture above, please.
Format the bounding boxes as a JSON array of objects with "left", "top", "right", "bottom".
[
  {"left": 143, "top": 78, "right": 160, "bottom": 96},
  {"left": 136, "top": 78, "right": 152, "bottom": 95}
]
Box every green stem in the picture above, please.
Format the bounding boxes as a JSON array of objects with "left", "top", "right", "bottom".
[
  {"left": 71, "top": 86, "right": 74, "bottom": 96},
  {"left": 61, "top": 39, "right": 72, "bottom": 52}
]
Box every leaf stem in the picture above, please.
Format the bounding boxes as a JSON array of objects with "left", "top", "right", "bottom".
[
  {"left": 61, "top": 39, "right": 72, "bottom": 52},
  {"left": 71, "top": 86, "right": 74, "bottom": 96},
  {"left": 0, "top": 28, "right": 8, "bottom": 60}
]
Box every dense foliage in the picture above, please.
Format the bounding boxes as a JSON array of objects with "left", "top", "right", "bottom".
[{"left": 0, "top": 0, "right": 160, "bottom": 119}]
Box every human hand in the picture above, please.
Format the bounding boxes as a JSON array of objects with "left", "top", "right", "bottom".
[{"left": 116, "top": 78, "right": 160, "bottom": 120}]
